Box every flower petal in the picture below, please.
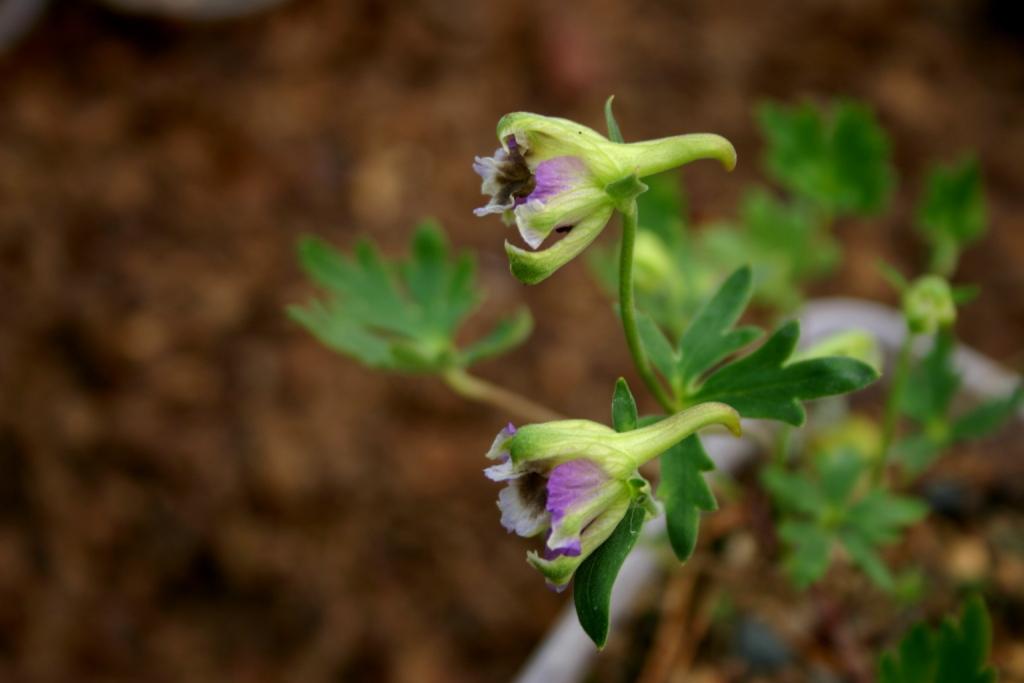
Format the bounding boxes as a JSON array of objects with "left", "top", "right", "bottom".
[
  {"left": 486, "top": 422, "right": 517, "bottom": 461},
  {"left": 545, "top": 460, "right": 628, "bottom": 555},
  {"left": 497, "top": 471, "right": 549, "bottom": 537}
]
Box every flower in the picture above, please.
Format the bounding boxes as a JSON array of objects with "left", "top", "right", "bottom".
[
  {"left": 473, "top": 112, "right": 736, "bottom": 284},
  {"left": 485, "top": 403, "right": 740, "bottom": 590}
]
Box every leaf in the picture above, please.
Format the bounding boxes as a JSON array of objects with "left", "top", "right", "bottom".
[
  {"left": 819, "top": 449, "right": 865, "bottom": 504},
  {"left": 779, "top": 520, "right": 832, "bottom": 587},
  {"left": 636, "top": 312, "right": 680, "bottom": 388},
  {"left": 840, "top": 529, "right": 894, "bottom": 591},
  {"left": 846, "top": 489, "right": 928, "bottom": 545},
  {"left": 611, "top": 378, "right": 639, "bottom": 433},
  {"left": 657, "top": 436, "right": 717, "bottom": 562},
  {"left": 901, "top": 332, "right": 960, "bottom": 423},
  {"left": 916, "top": 157, "right": 987, "bottom": 258},
  {"left": 758, "top": 99, "right": 894, "bottom": 215},
  {"left": 291, "top": 222, "right": 531, "bottom": 372},
  {"left": 573, "top": 501, "right": 646, "bottom": 648},
  {"left": 760, "top": 465, "right": 824, "bottom": 517},
  {"left": 951, "top": 385, "right": 1023, "bottom": 442},
  {"left": 458, "top": 308, "right": 533, "bottom": 366},
  {"left": 676, "top": 266, "right": 762, "bottom": 389},
  {"left": 878, "top": 596, "right": 997, "bottom": 683},
  {"left": 691, "top": 321, "right": 878, "bottom": 426}
]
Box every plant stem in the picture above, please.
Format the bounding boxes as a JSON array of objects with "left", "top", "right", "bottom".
[
  {"left": 875, "top": 330, "right": 914, "bottom": 484},
  {"left": 618, "top": 201, "right": 677, "bottom": 413},
  {"left": 442, "top": 368, "right": 563, "bottom": 423}
]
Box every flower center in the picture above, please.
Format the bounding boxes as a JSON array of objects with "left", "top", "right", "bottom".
[{"left": 494, "top": 138, "right": 536, "bottom": 207}]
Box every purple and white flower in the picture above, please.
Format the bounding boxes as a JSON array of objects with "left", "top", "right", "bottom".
[
  {"left": 484, "top": 403, "right": 741, "bottom": 590},
  {"left": 473, "top": 111, "right": 738, "bottom": 284}
]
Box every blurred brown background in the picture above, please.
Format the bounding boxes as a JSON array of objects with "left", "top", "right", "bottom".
[{"left": 0, "top": 0, "right": 1021, "bottom": 681}]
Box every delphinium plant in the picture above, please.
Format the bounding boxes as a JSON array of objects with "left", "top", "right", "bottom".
[
  {"left": 292, "top": 99, "right": 879, "bottom": 649},
  {"left": 291, "top": 98, "right": 1018, "bottom": 672}
]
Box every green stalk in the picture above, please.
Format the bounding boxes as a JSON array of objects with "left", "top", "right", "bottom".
[
  {"left": 442, "top": 368, "right": 563, "bottom": 423},
  {"left": 618, "top": 201, "right": 676, "bottom": 413},
  {"left": 875, "top": 331, "right": 914, "bottom": 484}
]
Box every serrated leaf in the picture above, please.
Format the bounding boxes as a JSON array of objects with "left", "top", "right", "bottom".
[
  {"left": 879, "top": 596, "right": 996, "bottom": 683},
  {"left": 611, "top": 378, "right": 639, "bottom": 433},
  {"left": 458, "top": 308, "right": 533, "bottom": 366},
  {"left": 573, "top": 501, "right": 646, "bottom": 648},
  {"left": 657, "top": 435, "right": 717, "bottom": 562},
  {"left": 292, "top": 223, "right": 531, "bottom": 372},
  {"left": 758, "top": 100, "right": 894, "bottom": 215},
  {"left": 690, "top": 321, "right": 878, "bottom": 426},
  {"left": 676, "top": 266, "right": 762, "bottom": 389}
]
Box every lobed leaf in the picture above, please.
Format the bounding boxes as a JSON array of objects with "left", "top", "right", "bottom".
[{"left": 657, "top": 436, "right": 717, "bottom": 562}]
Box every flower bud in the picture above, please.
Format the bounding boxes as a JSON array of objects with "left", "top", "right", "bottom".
[
  {"left": 902, "top": 275, "right": 956, "bottom": 335},
  {"left": 474, "top": 112, "right": 735, "bottom": 283},
  {"left": 484, "top": 403, "right": 739, "bottom": 590}
]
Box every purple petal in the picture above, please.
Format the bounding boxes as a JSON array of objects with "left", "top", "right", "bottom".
[
  {"left": 524, "top": 156, "right": 587, "bottom": 204},
  {"left": 545, "top": 460, "right": 609, "bottom": 525}
]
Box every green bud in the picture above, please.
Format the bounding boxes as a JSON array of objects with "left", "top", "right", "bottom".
[{"left": 902, "top": 275, "right": 956, "bottom": 335}]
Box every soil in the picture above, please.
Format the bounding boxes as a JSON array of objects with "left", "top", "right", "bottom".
[{"left": 0, "top": 1, "right": 1021, "bottom": 682}]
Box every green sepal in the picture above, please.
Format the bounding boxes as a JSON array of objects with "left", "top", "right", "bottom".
[{"left": 611, "top": 378, "right": 639, "bottom": 432}]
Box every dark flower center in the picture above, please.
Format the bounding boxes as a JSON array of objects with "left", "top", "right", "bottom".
[
  {"left": 494, "top": 139, "right": 536, "bottom": 207},
  {"left": 514, "top": 470, "right": 548, "bottom": 515}
]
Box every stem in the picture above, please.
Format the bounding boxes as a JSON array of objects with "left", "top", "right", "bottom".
[
  {"left": 442, "top": 368, "right": 562, "bottom": 423},
  {"left": 875, "top": 330, "right": 914, "bottom": 484},
  {"left": 618, "top": 201, "right": 677, "bottom": 413}
]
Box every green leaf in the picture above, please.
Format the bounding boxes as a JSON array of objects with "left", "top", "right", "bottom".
[
  {"left": 657, "top": 436, "right": 717, "bottom": 562},
  {"left": 691, "top": 321, "right": 878, "bottom": 425},
  {"left": 819, "top": 449, "right": 865, "bottom": 504},
  {"left": 901, "top": 332, "right": 960, "bottom": 423},
  {"left": 758, "top": 99, "right": 894, "bottom": 215},
  {"left": 611, "top": 378, "right": 639, "bottom": 433},
  {"left": 604, "top": 95, "right": 624, "bottom": 143},
  {"left": 840, "top": 529, "right": 895, "bottom": 591},
  {"left": 458, "top": 308, "right": 533, "bottom": 366},
  {"left": 779, "top": 520, "right": 832, "bottom": 587},
  {"left": 573, "top": 501, "right": 646, "bottom": 648},
  {"left": 676, "top": 266, "right": 762, "bottom": 389},
  {"left": 292, "top": 222, "right": 531, "bottom": 372},
  {"left": 636, "top": 313, "right": 680, "bottom": 388},
  {"left": 846, "top": 489, "right": 928, "bottom": 545},
  {"left": 878, "top": 596, "right": 997, "bottom": 683},
  {"left": 951, "top": 385, "right": 1023, "bottom": 442},
  {"left": 916, "top": 157, "right": 986, "bottom": 273},
  {"left": 761, "top": 465, "right": 824, "bottom": 517}
]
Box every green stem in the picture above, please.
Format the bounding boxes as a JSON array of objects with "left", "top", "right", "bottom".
[
  {"left": 875, "top": 330, "right": 914, "bottom": 484},
  {"left": 618, "top": 201, "right": 677, "bottom": 413},
  {"left": 442, "top": 368, "right": 563, "bottom": 423}
]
